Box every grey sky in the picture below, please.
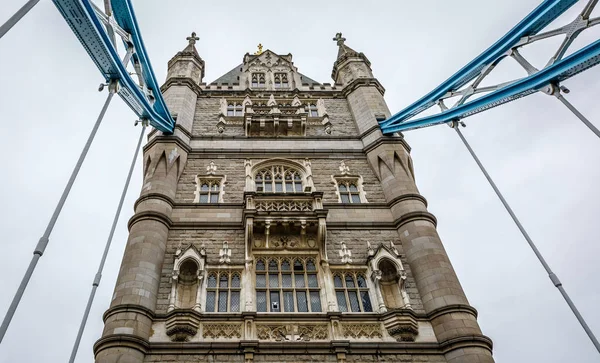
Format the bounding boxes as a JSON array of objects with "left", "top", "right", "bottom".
[{"left": 0, "top": 0, "right": 599, "bottom": 362}]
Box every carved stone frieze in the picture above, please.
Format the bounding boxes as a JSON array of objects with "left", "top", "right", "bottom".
[
  {"left": 202, "top": 323, "right": 242, "bottom": 339},
  {"left": 341, "top": 323, "right": 382, "bottom": 339},
  {"left": 255, "top": 200, "right": 313, "bottom": 212},
  {"left": 256, "top": 324, "right": 328, "bottom": 341}
]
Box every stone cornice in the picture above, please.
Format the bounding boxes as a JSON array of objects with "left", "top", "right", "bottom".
[
  {"left": 439, "top": 334, "right": 494, "bottom": 354},
  {"left": 94, "top": 334, "right": 150, "bottom": 357},
  {"left": 363, "top": 135, "right": 412, "bottom": 155},
  {"left": 134, "top": 193, "right": 176, "bottom": 211},
  {"left": 128, "top": 210, "right": 173, "bottom": 231},
  {"left": 387, "top": 193, "right": 428, "bottom": 209},
  {"left": 341, "top": 78, "right": 386, "bottom": 97},
  {"left": 143, "top": 134, "right": 192, "bottom": 154},
  {"left": 427, "top": 304, "right": 479, "bottom": 320},
  {"left": 394, "top": 211, "right": 437, "bottom": 229},
  {"left": 103, "top": 304, "right": 156, "bottom": 323},
  {"left": 160, "top": 77, "right": 203, "bottom": 97}
]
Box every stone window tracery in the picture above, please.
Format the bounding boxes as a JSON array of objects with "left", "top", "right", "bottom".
[
  {"left": 227, "top": 102, "right": 243, "bottom": 116},
  {"left": 274, "top": 73, "right": 289, "bottom": 88},
  {"left": 252, "top": 72, "right": 266, "bottom": 87},
  {"left": 255, "top": 165, "right": 303, "bottom": 193},
  {"left": 255, "top": 257, "right": 321, "bottom": 312},
  {"left": 333, "top": 272, "right": 373, "bottom": 312},
  {"left": 205, "top": 271, "right": 241, "bottom": 312},
  {"left": 198, "top": 179, "right": 221, "bottom": 203}
]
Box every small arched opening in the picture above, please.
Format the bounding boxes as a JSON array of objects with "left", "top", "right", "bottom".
[
  {"left": 176, "top": 259, "right": 199, "bottom": 309},
  {"left": 378, "top": 259, "right": 403, "bottom": 310}
]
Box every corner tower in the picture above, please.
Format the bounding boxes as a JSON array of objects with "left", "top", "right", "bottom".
[{"left": 94, "top": 33, "right": 494, "bottom": 363}]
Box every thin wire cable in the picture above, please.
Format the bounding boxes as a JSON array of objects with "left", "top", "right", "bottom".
[
  {"left": 0, "top": 0, "right": 41, "bottom": 40},
  {"left": 555, "top": 92, "right": 600, "bottom": 139},
  {"left": 0, "top": 91, "right": 115, "bottom": 344},
  {"left": 454, "top": 124, "right": 600, "bottom": 354},
  {"left": 68, "top": 122, "right": 146, "bottom": 363}
]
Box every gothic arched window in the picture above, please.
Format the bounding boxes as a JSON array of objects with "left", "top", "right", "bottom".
[
  {"left": 199, "top": 180, "right": 221, "bottom": 203},
  {"left": 255, "top": 165, "right": 303, "bottom": 193},
  {"left": 274, "top": 73, "right": 289, "bottom": 88},
  {"left": 333, "top": 272, "right": 373, "bottom": 312},
  {"left": 252, "top": 73, "right": 265, "bottom": 87},
  {"left": 255, "top": 257, "right": 321, "bottom": 312},
  {"left": 227, "top": 102, "right": 243, "bottom": 116}
]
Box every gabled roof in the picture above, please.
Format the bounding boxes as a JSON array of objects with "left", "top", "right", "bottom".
[{"left": 209, "top": 49, "right": 321, "bottom": 86}]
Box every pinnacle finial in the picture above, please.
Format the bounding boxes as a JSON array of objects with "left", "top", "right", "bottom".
[
  {"left": 186, "top": 32, "right": 199, "bottom": 46},
  {"left": 333, "top": 32, "right": 346, "bottom": 46},
  {"left": 254, "top": 43, "right": 264, "bottom": 55}
]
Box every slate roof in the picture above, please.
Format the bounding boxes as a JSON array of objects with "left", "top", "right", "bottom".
[{"left": 209, "top": 64, "right": 321, "bottom": 85}]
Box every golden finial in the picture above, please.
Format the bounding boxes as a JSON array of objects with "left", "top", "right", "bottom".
[{"left": 254, "top": 43, "right": 264, "bottom": 55}]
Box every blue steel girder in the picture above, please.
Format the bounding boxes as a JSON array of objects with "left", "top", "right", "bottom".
[
  {"left": 51, "top": 0, "right": 175, "bottom": 133},
  {"left": 380, "top": 0, "right": 600, "bottom": 134}
]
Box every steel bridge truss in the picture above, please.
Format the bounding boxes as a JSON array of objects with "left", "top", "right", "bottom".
[
  {"left": 52, "top": 0, "right": 176, "bottom": 133},
  {"left": 380, "top": 0, "right": 600, "bottom": 134}
]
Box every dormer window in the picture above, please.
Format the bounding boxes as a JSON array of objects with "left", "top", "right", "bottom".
[
  {"left": 308, "top": 103, "right": 319, "bottom": 117},
  {"left": 252, "top": 73, "right": 265, "bottom": 87},
  {"left": 227, "top": 102, "right": 244, "bottom": 116},
  {"left": 274, "top": 73, "right": 289, "bottom": 88}
]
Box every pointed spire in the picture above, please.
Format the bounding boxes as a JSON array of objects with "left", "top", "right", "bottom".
[
  {"left": 184, "top": 31, "right": 200, "bottom": 54},
  {"left": 331, "top": 32, "right": 373, "bottom": 85},
  {"left": 166, "top": 31, "right": 205, "bottom": 84},
  {"left": 333, "top": 32, "right": 358, "bottom": 59}
]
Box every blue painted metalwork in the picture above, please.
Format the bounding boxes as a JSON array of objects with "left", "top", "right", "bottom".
[
  {"left": 382, "top": 39, "right": 600, "bottom": 133},
  {"left": 52, "top": 0, "right": 175, "bottom": 133},
  {"left": 380, "top": 0, "right": 579, "bottom": 133}
]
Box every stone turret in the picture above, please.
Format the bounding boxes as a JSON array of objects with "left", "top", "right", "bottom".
[
  {"left": 336, "top": 33, "right": 495, "bottom": 363},
  {"left": 94, "top": 34, "right": 195, "bottom": 363}
]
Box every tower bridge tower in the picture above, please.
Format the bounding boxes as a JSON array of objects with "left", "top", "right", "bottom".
[{"left": 93, "top": 33, "right": 494, "bottom": 363}]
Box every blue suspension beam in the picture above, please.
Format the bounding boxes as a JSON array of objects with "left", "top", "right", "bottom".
[
  {"left": 52, "top": 0, "right": 175, "bottom": 133},
  {"left": 380, "top": 0, "right": 593, "bottom": 134},
  {"left": 382, "top": 38, "right": 600, "bottom": 133}
]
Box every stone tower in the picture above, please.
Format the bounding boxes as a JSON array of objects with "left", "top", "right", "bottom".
[{"left": 93, "top": 33, "right": 494, "bottom": 363}]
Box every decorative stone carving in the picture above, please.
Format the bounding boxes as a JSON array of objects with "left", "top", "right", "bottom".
[
  {"left": 256, "top": 324, "right": 328, "bottom": 341},
  {"left": 339, "top": 242, "right": 352, "bottom": 264},
  {"left": 206, "top": 161, "right": 217, "bottom": 174},
  {"left": 202, "top": 324, "right": 242, "bottom": 339},
  {"left": 267, "top": 94, "right": 277, "bottom": 106},
  {"left": 219, "top": 241, "right": 232, "bottom": 264},
  {"left": 368, "top": 245, "right": 412, "bottom": 310},
  {"left": 219, "top": 97, "right": 227, "bottom": 115},
  {"left": 216, "top": 115, "right": 226, "bottom": 133},
  {"left": 382, "top": 313, "right": 419, "bottom": 342},
  {"left": 166, "top": 314, "right": 200, "bottom": 342},
  {"left": 367, "top": 241, "right": 375, "bottom": 257},
  {"left": 291, "top": 95, "right": 302, "bottom": 107},
  {"left": 316, "top": 98, "right": 327, "bottom": 117},
  {"left": 255, "top": 200, "right": 313, "bottom": 212},
  {"left": 339, "top": 160, "right": 350, "bottom": 175},
  {"left": 341, "top": 323, "right": 383, "bottom": 339}
]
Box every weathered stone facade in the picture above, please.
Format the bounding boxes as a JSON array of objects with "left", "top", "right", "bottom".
[{"left": 93, "top": 33, "right": 494, "bottom": 363}]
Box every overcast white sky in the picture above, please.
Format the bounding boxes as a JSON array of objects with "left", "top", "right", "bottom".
[{"left": 0, "top": 0, "right": 599, "bottom": 362}]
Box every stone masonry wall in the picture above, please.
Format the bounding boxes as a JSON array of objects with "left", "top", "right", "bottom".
[
  {"left": 174, "top": 157, "right": 386, "bottom": 204},
  {"left": 326, "top": 229, "right": 424, "bottom": 314},
  {"left": 191, "top": 97, "right": 359, "bottom": 137}
]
